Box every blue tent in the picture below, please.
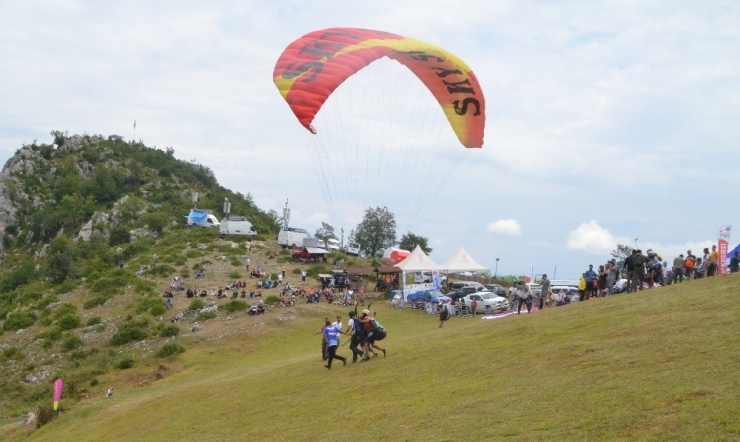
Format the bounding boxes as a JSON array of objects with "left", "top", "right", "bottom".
[{"left": 726, "top": 243, "right": 740, "bottom": 265}]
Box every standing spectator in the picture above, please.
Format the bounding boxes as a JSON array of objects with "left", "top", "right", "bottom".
[
  {"left": 301, "top": 269, "right": 307, "bottom": 282},
  {"left": 166, "top": 297, "right": 172, "bottom": 310},
  {"left": 313, "top": 317, "right": 330, "bottom": 361},
  {"left": 578, "top": 273, "right": 587, "bottom": 301},
  {"left": 708, "top": 245, "right": 719, "bottom": 277},
  {"left": 597, "top": 266, "right": 607, "bottom": 297},
  {"left": 606, "top": 260, "right": 617, "bottom": 295},
  {"left": 684, "top": 250, "right": 697, "bottom": 280},
  {"left": 540, "top": 274, "right": 551, "bottom": 309},
  {"left": 624, "top": 251, "right": 636, "bottom": 293},
  {"left": 584, "top": 265, "right": 598, "bottom": 299},
  {"left": 631, "top": 250, "right": 647, "bottom": 292},
  {"left": 671, "top": 254, "right": 685, "bottom": 284},
  {"left": 730, "top": 252, "right": 740, "bottom": 273},
  {"left": 322, "top": 320, "right": 347, "bottom": 369},
  {"left": 702, "top": 248, "right": 711, "bottom": 274},
  {"left": 517, "top": 284, "right": 532, "bottom": 314},
  {"left": 470, "top": 297, "right": 478, "bottom": 317},
  {"left": 246, "top": 257, "right": 251, "bottom": 272},
  {"left": 281, "top": 265, "right": 287, "bottom": 278}
]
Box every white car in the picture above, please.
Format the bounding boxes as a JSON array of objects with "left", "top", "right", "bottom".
[
  {"left": 414, "top": 271, "right": 448, "bottom": 284},
  {"left": 463, "top": 292, "right": 508, "bottom": 313}
]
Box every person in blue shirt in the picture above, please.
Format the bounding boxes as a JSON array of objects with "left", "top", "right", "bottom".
[
  {"left": 322, "top": 320, "right": 347, "bottom": 369},
  {"left": 584, "top": 265, "right": 598, "bottom": 299}
]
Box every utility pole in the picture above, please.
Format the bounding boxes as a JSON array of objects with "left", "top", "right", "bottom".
[{"left": 282, "top": 199, "right": 290, "bottom": 230}]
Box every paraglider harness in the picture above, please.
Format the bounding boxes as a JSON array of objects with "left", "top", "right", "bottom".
[{"left": 439, "top": 304, "right": 451, "bottom": 321}]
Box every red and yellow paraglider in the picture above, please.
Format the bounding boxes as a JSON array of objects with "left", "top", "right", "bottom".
[{"left": 273, "top": 27, "right": 485, "bottom": 148}]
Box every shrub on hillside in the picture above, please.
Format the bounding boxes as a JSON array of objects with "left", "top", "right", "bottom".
[
  {"left": 62, "top": 335, "right": 83, "bottom": 351},
  {"left": 86, "top": 316, "right": 102, "bottom": 327},
  {"left": 84, "top": 296, "right": 109, "bottom": 309},
  {"left": 54, "top": 278, "right": 79, "bottom": 294},
  {"left": 228, "top": 271, "right": 242, "bottom": 279},
  {"left": 158, "top": 325, "right": 180, "bottom": 337},
  {"left": 109, "top": 327, "right": 148, "bottom": 346},
  {"left": 157, "top": 343, "right": 185, "bottom": 357},
  {"left": 136, "top": 297, "right": 166, "bottom": 316},
  {"left": 188, "top": 299, "right": 205, "bottom": 311},
  {"left": 115, "top": 356, "right": 135, "bottom": 369},
  {"left": 3, "top": 311, "right": 37, "bottom": 331},
  {"left": 223, "top": 300, "right": 247, "bottom": 312},
  {"left": 36, "top": 404, "right": 56, "bottom": 428},
  {"left": 146, "top": 264, "right": 176, "bottom": 277},
  {"left": 292, "top": 268, "right": 301, "bottom": 275},
  {"left": 133, "top": 278, "right": 156, "bottom": 295},
  {"left": 57, "top": 314, "right": 81, "bottom": 330},
  {"left": 35, "top": 326, "right": 62, "bottom": 341},
  {"left": 306, "top": 264, "right": 329, "bottom": 278},
  {"left": 19, "top": 291, "right": 43, "bottom": 305},
  {"left": 265, "top": 295, "right": 280, "bottom": 306}
]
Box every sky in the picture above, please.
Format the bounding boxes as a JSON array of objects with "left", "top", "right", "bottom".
[{"left": 1, "top": 0, "right": 739, "bottom": 279}]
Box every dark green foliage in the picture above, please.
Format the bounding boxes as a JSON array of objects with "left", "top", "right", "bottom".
[
  {"left": 399, "top": 231, "right": 433, "bottom": 255},
  {"left": 86, "top": 316, "right": 102, "bottom": 326},
  {"left": 62, "top": 336, "right": 83, "bottom": 351},
  {"left": 57, "top": 314, "right": 81, "bottom": 330},
  {"left": 354, "top": 206, "right": 397, "bottom": 257},
  {"left": 108, "top": 226, "right": 131, "bottom": 246},
  {"left": 83, "top": 296, "right": 109, "bottom": 309},
  {"left": 188, "top": 299, "right": 205, "bottom": 311},
  {"left": 146, "top": 264, "right": 176, "bottom": 277},
  {"left": 158, "top": 325, "right": 180, "bottom": 337},
  {"left": 36, "top": 326, "right": 62, "bottom": 341},
  {"left": 19, "top": 291, "right": 43, "bottom": 305},
  {"left": 47, "top": 236, "right": 76, "bottom": 284},
  {"left": 0, "top": 259, "right": 38, "bottom": 292},
  {"left": 265, "top": 295, "right": 280, "bottom": 306},
  {"left": 54, "top": 278, "right": 79, "bottom": 294},
  {"left": 90, "top": 378, "right": 99, "bottom": 386},
  {"left": 136, "top": 297, "right": 166, "bottom": 316},
  {"left": 115, "top": 356, "right": 135, "bottom": 369},
  {"left": 3, "top": 311, "right": 37, "bottom": 331},
  {"left": 89, "top": 271, "right": 134, "bottom": 295},
  {"left": 110, "top": 327, "right": 148, "bottom": 346},
  {"left": 0, "top": 346, "right": 24, "bottom": 361},
  {"left": 139, "top": 212, "right": 168, "bottom": 234},
  {"left": 157, "top": 343, "right": 185, "bottom": 357},
  {"left": 223, "top": 300, "right": 247, "bottom": 312},
  {"left": 36, "top": 404, "right": 56, "bottom": 428},
  {"left": 228, "top": 271, "right": 242, "bottom": 278},
  {"left": 292, "top": 268, "right": 301, "bottom": 275}
]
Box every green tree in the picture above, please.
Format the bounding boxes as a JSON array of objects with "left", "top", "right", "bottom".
[
  {"left": 314, "top": 222, "right": 336, "bottom": 244},
  {"left": 399, "top": 231, "right": 433, "bottom": 255},
  {"left": 610, "top": 244, "right": 633, "bottom": 269},
  {"left": 354, "top": 206, "right": 396, "bottom": 258},
  {"left": 47, "top": 236, "right": 76, "bottom": 284}
]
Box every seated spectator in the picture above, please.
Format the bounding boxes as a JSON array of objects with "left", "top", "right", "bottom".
[{"left": 192, "top": 322, "right": 200, "bottom": 333}]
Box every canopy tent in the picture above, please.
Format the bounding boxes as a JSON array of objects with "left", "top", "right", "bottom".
[
  {"left": 394, "top": 245, "right": 441, "bottom": 271},
  {"left": 438, "top": 247, "right": 489, "bottom": 272}
]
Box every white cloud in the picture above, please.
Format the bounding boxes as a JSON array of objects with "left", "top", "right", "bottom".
[
  {"left": 487, "top": 219, "right": 522, "bottom": 236},
  {"left": 566, "top": 220, "right": 627, "bottom": 254}
]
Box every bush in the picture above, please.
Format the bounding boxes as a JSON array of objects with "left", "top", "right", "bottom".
[
  {"left": 223, "top": 300, "right": 247, "bottom": 312},
  {"left": 3, "top": 311, "right": 37, "bottom": 331},
  {"left": 36, "top": 326, "right": 62, "bottom": 341},
  {"left": 159, "top": 325, "right": 180, "bottom": 337},
  {"left": 62, "top": 336, "right": 83, "bottom": 351},
  {"left": 185, "top": 250, "right": 201, "bottom": 259},
  {"left": 136, "top": 297, "right": 166, "bottom": 316},
  {"left": 157, "top": 343, "right": 185, "bottom": 357},
  {"left": 188, "top": 299, "right": 205, "bottom": 311},
  {"left": 306, "top": 264, "right": 330, "bottom": 278},
  {"left": 133, "top": 278, "right": 156, "bottom": 295},
  {"left": 292, "top": 268, "right": 301, "bottom": 275},
  {"left": 54, "top": 278, "right": 79, "bottom": 294},
  {"left": 115, "top": 356, "right": 135, "bottom": 369},
  {"left": 198, "top": 311, "right": 216, "bottom": 320},
  {"left": 36, "top": 404, "right": 56, "bottom": 428},
  {"left": 86, "top": 316, "right": 102, "bottom": 326},
  {"left": 146, "top": 264, "right": 176, "bottom": 277},
  {"left": 265, "top": 295, "right": 280, "bottom": 306},
  {"left": 84, "top": 296, "right": 109, "bottom": 309},
  {"left": 19, "top": 291, "right": 43, "bottom": 305},
  {"left": 228, "top": 271, "right": 242, "bottom": 279},
  {"left": 57, "top": 314, "right": 81, "bottom": 331},
  {"left": 90, "top": 378, "right": 99, "bottom": 386},
  {"left": 109, "top": 327, "right": 148, "bottom": 346}
]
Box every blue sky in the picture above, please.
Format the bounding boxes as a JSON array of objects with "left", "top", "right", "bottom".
[{"left": 1, "top": 0, "right": 739, "bottom": 278}]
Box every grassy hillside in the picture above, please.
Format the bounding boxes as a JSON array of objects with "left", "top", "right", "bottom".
[{"left": 5, "top": 274, "right": 739, "bottom": 441}]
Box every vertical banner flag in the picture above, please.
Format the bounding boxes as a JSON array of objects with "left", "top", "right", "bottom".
[
  {"left": 718, "top": 225, "right": 731, "bottom": 275},
  {"left": 432, "top": 269, "right": 442, "bottom": 291},
  {"left": 53, "top": 378, "right": 64, "bottom": 411}
]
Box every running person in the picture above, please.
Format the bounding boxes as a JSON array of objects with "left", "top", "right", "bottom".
[
  {"left": 360, "top": 309, "right": 386, "bottom": 358},
  {"left": 322, "top": 320, "right": 347, "bottom": 369},
  {"left": 438, "top": 301, "right": 450, "bottom": 328},
  {"left": 345, "top": 311, "right": 365, "bottom": 363}
]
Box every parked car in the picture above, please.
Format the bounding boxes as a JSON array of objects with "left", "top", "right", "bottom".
[
  {"left": 447, "top": 286, "right": 483, "bottom": 301},
  {"left": 463, "top": 292, "right": 508, "bottom": 313},
  {"left": 406, "top": 290, "right": 449, "bottom": 307},
  {"left": 449, "top": 281, "right": 485, "bottom": 291},
  {"left": 414, "top": 271, "right": 448, "bottom": 284},
  {"left": 483, "top": 284, "right": 506, "bottom": 296}
]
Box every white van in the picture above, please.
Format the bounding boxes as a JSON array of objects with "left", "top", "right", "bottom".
[
  {"left": 184, "top": 209, "right": 220, "bottom": 228},
  {"left": 326, "top": 238, "right": 340, "bottom": 251},
  {"left": 449, "top": 281, "right": 484, "bottom": 291},
  {"left": 219, "top": 216, "right": 257, "bottom": 237},
  {"left": 345, "top": 242, "right": 361, "bottom": 256},
  {"left": 277, "top": 227, "right": 309, "bottom": 248}
]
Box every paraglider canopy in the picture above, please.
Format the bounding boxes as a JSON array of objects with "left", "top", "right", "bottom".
[{"left": 274, "top": 27, "right": 485, "bottom": 148}]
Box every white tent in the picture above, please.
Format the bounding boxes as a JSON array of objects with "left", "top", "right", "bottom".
[
  {"left": 394, "top": 245, "right": 441, "bottom": 271},
  {"left": 438, "top": 247, "right": 489, "bottom": 272}
]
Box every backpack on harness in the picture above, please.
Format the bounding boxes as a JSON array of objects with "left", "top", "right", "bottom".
[{"left": 440, "top": 306, "right": 451, "bottom": 321}]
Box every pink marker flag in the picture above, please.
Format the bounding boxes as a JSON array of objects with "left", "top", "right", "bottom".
[{"left": 53, "top": 378, "right": 64, "bottom": 411}]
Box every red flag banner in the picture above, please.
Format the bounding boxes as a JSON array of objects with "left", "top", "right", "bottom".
[{"left": 718, "top": 225, "right": 731, "bottom": 275}]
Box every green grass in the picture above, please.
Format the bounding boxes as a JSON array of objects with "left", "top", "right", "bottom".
[{"left": 9, "top": 275, "right": 740, "bottom": 441}]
